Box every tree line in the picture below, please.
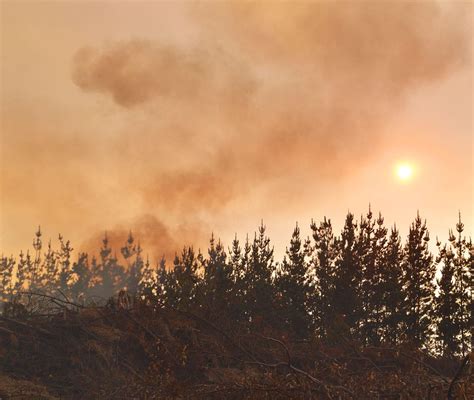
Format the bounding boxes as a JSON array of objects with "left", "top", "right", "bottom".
[{"left": 1, "top": 209, "right": 472, "bottom": 357}]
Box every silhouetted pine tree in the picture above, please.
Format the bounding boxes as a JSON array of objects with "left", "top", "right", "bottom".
[
  {"left": 358, "top": 207, "right": 378, "bottom": 345},
  {"left": 56, "top": 234, "right": 73, "bottom": 296},
  {"left": 310, "top": 217, "right": 337, "bottom": 338},
  {"left": 121, "top": 232, "right": 143, "bottom": 294},
  {"left": 452, "top": 214, "right": 472, "bottom": 355},
  {"left": 247, "top": 222, "right": 275, "bottom": 324},
  {"left": 372, "top": 213, "right": 388, "bottom": 341},
  {"left": 359, "top": 211, "right": 388, "bottom": 345},
  {"left": 70, "top": 253, "right": 91, "bottom": 302},
  {"left": 435, "top": 239, "right": 459, "bottom": 356},
  {"left": 228, "top": 234, "right": 250, "bottom": 322},
  {"left": 153, "top": 257, "right": 170, "bottom": 308},
  {"left": 275, "top": 224, "right": 312, "bottom": 338},
  {"left": 169, "top": 247, "right": 200, "bottom": 310},
  {"left": 333, "top": 213, "right": 361, "bottom": 335},
  {"left": 435, "top": 214, "right": 472, "bottom": 355},
  {"left": 401, "top": 213, "right": 435, "bottom": 347},
  {"left": 379, "top": 225, "right": 404, "bottom": 345},
  {"left": 30, "top": 227, "right": 42, "bottom": 292},
  {"left": 139, "top": 255, "right": 155, "bottom": 297},
  {"left": 15, "top": 251, "right": 31, "bottom": 294},
  {"left": 200, "top": 234, "right": 232, "bottom": 320},
  {"left": 0, "top": 255, "right": 15, "bottom": 302},
  {"left": 41, "top": 240, "right": 58, "bottom": 294},
  {"left": 89, "top": 234, "right": 125, "bottom": 299}
]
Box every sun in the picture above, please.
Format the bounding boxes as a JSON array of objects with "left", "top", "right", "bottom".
[{"left": 395, "top": 163, "right": 413, "bottom": 182}]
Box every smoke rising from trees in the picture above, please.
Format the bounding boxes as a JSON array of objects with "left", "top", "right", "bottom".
[{"left": 68, "top": 2, "right": 471, "bottom": 258}]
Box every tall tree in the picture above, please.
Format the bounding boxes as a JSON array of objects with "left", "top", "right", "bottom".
[
  {"left": 379, "top": 225, "right": 404, "bottom": 345},
  {"left": 56, "top": 234, "right": 73, "bottom": 296},
  {"left": 435, "top": 214, "right": 472, "bottom": 355},
  {"left": 70, "top": 253, "right": 92, "bottom": 302},
  {"left": 359, "top": 210, "right": 388, "bottom": 345},
  {"left": 0, "top": 255, "right": 15, "bottom": 303},
  {"left": 121, "top": 232, "right": 144, "bottom": 294},
  {"left": 275, "top": 224, "right": 312, "bottom": 338},
  {"left": 201, "top": 234, "right": 233, "bottom": 320},
  {"left": 169, "top": 246, "right": 200, "bottom": 310},
  {"left": 333, "top": 213, "right": 361, "bottom": 335},
  {"left": 228, "top": 234, "right": 250, "bottom": 322},
  {"left": 89, "top": 234, "right": 125, "bottom": 299},
  {"left": 401, "top": 213, "right": 435, "bottom": 347},
  {"left": 247, "top": 222, "right": 275, "bottom": 324},
  {"left": 41, "top": 240, "right": 58, "bottom": 294},
  {"left": 139, "top": 255, "right": 155, "bottom": 298},
  {"left": 14, "top": 251, "right": 31, "bottom": 294},
  {"left": 310, "top": 217, "right": 337, "bottom": 338},
  {"left": 435, "top": 240, "right": 459, "bottom": 355},
  {"left": 153, "top": 257, "right": 171, "bottom": 308},
  {"left": 451, "top": 214, "right": 472, "bottom": 355},
  {"left": 30, "top": 227, "right": 42, "bottom": 292},
  {"left": 357, "top": 208, "right": 377, "bottom": 344}
]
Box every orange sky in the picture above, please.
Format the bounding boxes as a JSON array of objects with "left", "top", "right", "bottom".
[{"left": 1, "top": 1, "right": 472, "bottom": 261}]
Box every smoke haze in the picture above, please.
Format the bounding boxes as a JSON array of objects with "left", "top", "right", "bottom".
[{"left": 1, "top": 1, "right": 472, "bottom": 260}]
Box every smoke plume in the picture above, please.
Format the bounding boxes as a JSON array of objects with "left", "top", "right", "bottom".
[{"left": 66, "top": 2, "right": 470, "bottom": 259}]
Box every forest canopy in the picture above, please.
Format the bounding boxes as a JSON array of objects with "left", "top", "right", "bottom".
[{"left": 1, "top": 209, "right": 472, "bottom": 357}]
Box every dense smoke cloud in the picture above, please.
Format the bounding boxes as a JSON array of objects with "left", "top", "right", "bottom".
[
  {"left": 21, "top": 1, "right": 467, "bottom": 260},
  {"left": 72, "top": 40, "right": 256, "bottom": 109}
]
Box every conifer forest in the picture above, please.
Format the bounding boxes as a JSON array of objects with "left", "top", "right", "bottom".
[{"left": 0, "top": 211, "right": 472, "bottom": 399}]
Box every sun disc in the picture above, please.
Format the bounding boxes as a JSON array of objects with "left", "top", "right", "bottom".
[{"left": 396, "top": 163, "right": 413, "bottom": 182}]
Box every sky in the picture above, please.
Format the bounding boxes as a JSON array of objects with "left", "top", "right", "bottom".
[{"left": 0, "top": 1, "right": 472, "bottom": 261}]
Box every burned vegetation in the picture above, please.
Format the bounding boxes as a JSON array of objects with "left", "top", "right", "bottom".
[{"left": 0, "top": 211, "right": 473, "bottom": 399}]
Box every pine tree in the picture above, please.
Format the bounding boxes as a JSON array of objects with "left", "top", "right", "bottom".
[
  {"left": 15, "top": 251, "right": 31, "bottom": 294},
  {"left": 310, "top": 217, "right": 337, "bottom": 338},
  {"left": 121, "top": 232, "right": 143, "bottom": 294},
  {"left": 56, "top": 234, "right": 73, "bottom": 296},
  {"left": 452, "top": 214, "right": 472, "bottom": 355},
  {"left": 359, "top": 210, "right": 388, "bottom": 345},
  {"left": 153, "top": 257, "right": 170, "bottom": 308},
  {"left": 0, "top": 255, "right": 15, "bottom": 303},
  {"left": 170, "top": 246, "right": 200, "bottom": 310},
  {"left": 358, "top": 208, "right": 377, "bottom": 344},
  {"left": 401, "top": 213, "right": 435, "bottom": 347},
  {"left": 201, "top": 234, "right": 232, "bottom": 320},
  {"left": 435, "top": 214, "right": 472, "bottom": 355},
  {"left": 246, "top": 222, "right": 275, "bottom": 324},
  {"left": 228, "top": 234, "right": 249, "bottom": 322},
  {"left": 70, "top": 253, "right": 91, "bottom": 302},
  {"left": 139, "top": 255, "right": 155, "bottom": 298},
  {"left": 41, "top": 240, "right": 58, "bottom": 294},
  {"left": 435, "top": 240, "right": 459, "bottom": 355},
  {"left": 30, "top": 227, "right": 42, "bottom": 291},
  {"left": 380, "top": 225, "right": 404, "bottom": 345},
  {"left": 89, "top": 234, "right": 125, "bottom": 299},
  {"left": 333, "top": 213, "right": 361, "bottom": 335},
  {"left": 275, "top": 224, "right": 312, "bottom": 338}
]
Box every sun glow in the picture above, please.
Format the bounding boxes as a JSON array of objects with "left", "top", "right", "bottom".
[{"left": 396, "top": 163, "right": 414, "bottom": 182}]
